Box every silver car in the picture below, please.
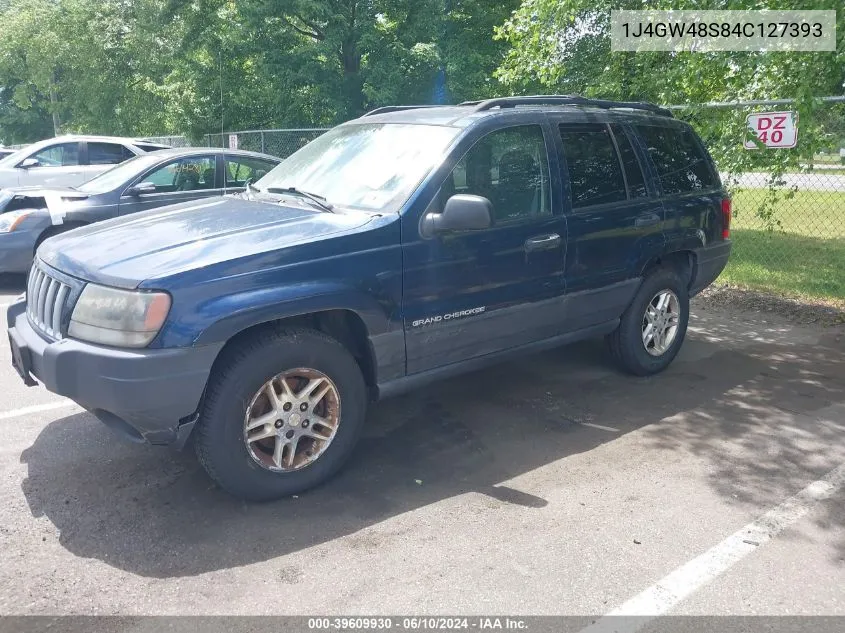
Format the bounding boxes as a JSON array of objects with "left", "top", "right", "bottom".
[{"left": 0, "top": 135, "right": 168, "bottom": 190}]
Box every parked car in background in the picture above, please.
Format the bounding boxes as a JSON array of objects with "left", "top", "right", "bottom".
[
  {"left": 0, "top": 135, "right": 169, "bottom": 190},
  {"left": 0, "top": 147, "right": 280, "bottom": 273},
  {"left": 7, "top": 96, "right": 731, "bottom": 501},
  {"left": 0, "top": 148, "right": 17, "bottom": 160}
]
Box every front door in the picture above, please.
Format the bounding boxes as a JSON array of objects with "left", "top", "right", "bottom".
[
  {"left": 18, "top": 141, "right": 86, "bottom": 188},
  {"left": 119, "top": 155, "right": 221, "bottom": 216},
  {"left": 402, "top": 123, "right": 567, "bottom": 374}
]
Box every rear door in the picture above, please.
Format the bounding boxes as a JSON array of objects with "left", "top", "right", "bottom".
[
  {"left": 554, "top": 121, "right": 665, "bottom": 330},
  {"left": 402, "top": 122, "right": 568, "bottom": 373},
  {"left": 631, "top": 122, "right": 724, "bottom": 249},
  {"left": 82, "top": 141, "right": 136, "bottom": 181},
  {"left": 222, "top": 154, "right": 280, "bottom": 191},
  {"left": 118, "top": 154, "right": 221, "bottom": 216}
]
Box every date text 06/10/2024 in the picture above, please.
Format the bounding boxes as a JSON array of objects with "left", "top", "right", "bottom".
[{"left": 307, "top": 617, "right": 528, "bottom": 630}]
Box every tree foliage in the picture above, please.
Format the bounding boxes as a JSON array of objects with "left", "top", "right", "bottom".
[{"left": 0, "top": 0, "right": 519, "bottom": 143}]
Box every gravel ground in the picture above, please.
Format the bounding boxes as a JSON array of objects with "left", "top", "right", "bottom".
[{"left": 694, "top": 283, "right": 845, "bottom": 326}]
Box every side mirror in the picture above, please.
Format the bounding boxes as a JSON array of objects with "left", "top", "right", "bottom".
[
  {"left": 422, "top": 194, "right": 493, "bottom": 236},
  {"left": 125, "top": 181, "right": 156, "bottom": 196},
  {"left": 19, "top": 158, "right": 40, "bottom": 169}
]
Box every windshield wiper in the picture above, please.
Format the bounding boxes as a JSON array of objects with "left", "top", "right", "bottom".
[{"left": 265, "top": 186, "right": 334, "bottom": 213}]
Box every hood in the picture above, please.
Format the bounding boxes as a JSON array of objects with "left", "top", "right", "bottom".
[
  {"left": 39, "top": 196, "right": 376, "bottom": 288},
  {"left": 0, "top": 186, "right": 88, "bottom": 214}
]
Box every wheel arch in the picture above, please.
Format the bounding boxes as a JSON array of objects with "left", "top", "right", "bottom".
[
  {"left": 34, "top": 221, "right": 88, "bottom": 253},
  {"left": 640, "top": 250, "right": 697, "bottom": 288},
  {"left": 206, "top": 308, "right": 380, "bottom": 397}
]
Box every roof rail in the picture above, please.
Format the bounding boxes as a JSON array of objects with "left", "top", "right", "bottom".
[
  {"left": 362, "top": 105, "right": 442, "bottom": 117},
  {"left": 462, "top": 95, "right": 674, "bottom": 118}
]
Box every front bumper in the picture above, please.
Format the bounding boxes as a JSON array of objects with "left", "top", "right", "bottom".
[
  {"left": 690, "top": 240, "right": 732, "bottom": 295},
  {"left": 0, "top": 229, "right": 38, "bottom": 274},
  {"left": 7, "top": 300, "right": 223, "bottom": 445}
]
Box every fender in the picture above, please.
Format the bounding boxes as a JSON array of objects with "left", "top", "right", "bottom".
[{"left": 192, "top": 280, "right": 393, "bottom": 346}]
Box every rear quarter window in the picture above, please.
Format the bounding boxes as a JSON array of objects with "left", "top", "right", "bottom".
[{"left": 634, "top": 124, "right": 717, "bottom": 195}]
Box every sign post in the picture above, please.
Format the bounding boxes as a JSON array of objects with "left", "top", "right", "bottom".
[
  {"left": 744, "top": 111, "right": 798, "bottom": 149},
  {"left": 228, "top": 133, "right": 239, "bottom": 150}
]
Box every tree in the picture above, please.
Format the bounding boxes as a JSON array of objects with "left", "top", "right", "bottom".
[{"left": 495, "top": 0, "right": 845, "bottom": 225}]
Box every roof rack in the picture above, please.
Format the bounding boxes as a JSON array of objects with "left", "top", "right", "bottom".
[
  {"left": 362, "top": 105, "right": 442, "bottom": 117},
  {"left": 461, "top": 95, "right": 673, "bottom": 118}
]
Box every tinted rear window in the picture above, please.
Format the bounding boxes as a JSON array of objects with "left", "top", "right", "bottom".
[
  {"left": 559, "top": 123, "right": 626, "bottom": 208},
  {"left": 634, "top": 125, "right": 717, "bottom": 195}
]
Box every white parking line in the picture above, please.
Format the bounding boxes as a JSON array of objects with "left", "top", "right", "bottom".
[
  {"left": 0, "top": 401, "right": 78, "bottom": 421},
  {"left": 583, "top": 462, "right": 845, "bottom": 632},
  {"left": 578, "top": 422, "right": 620, "bottom": 433}
]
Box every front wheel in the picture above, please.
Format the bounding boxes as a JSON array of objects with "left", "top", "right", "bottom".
[
  {"left": 193, "top": 327, "right": 367, "bottom": 501},
  {"left": 607, "top": 268, "right": 689, "bottom": 376}
]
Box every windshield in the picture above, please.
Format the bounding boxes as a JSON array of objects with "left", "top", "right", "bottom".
[
  {"left": 77, "top": 154, "right": 162, "bottom": 193},
  {"left": 254, "top": 123, "right": 460, "bottom": 213}
]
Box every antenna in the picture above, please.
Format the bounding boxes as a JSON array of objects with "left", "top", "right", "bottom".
[{"left": 219, "top": 49, "right": 227, "bottom": 195}]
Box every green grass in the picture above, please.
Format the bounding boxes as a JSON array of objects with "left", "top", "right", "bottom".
[{"left": 719, "top": 189, "right": 845, "bottom": 301}]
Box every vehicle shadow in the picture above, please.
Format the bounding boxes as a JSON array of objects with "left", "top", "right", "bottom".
[{"left": 18, "top": 312, "right": 844, "bottom": 577}]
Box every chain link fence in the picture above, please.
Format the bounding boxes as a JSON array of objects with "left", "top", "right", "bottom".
[
  {"left": 672, "top": 97, "right": 845, "bottom": 302},
  {"left": 202, "top": 129, "right": 328, "bottom": 158},
  {"left": 142, "top": 135, "right": 191, "bottom": 148}
]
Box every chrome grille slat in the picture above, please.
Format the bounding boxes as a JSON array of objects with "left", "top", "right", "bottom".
[
  {"left": 43, "top": 279, "right": 59, "bottom": 334},
  {"left": 36, "top": 274, "right": 50, "bottom": 328},
  {"left": 26, "top": 262, "right": 71, "bottom": 340},
  {"left": 53, "top": 285, "right": 69, "bottom": 335}
]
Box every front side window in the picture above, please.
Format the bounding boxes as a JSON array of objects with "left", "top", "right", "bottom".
[
  {"left": 30, "top": 142, "right": 80, "bottom": 167},
  {"left": 559, "top": 123, "right": 626, "bottom": 209},
  {"left": 438, "top": 125, "right": 551, "bottom": 223},
  {"left": 88, "top": 142, "right": 134, "bottom": 165},
  {"left": 255, "top": 123, "right": 460, "bottom": 213},
  {"left": 225, "top": 156, "right": 278, "bottom": 187},
  {"left": 634, "top": 124, "right": 717, "bottom": 195},
  {"left": 139, "top": 156, "right": 217, "bottom": 192}
]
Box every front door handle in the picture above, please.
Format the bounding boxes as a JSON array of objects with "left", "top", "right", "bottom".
[
  {"left": 635, "top": 213, "right": 661, "bottom": 227},
  {"left": 524, "top": 233, "right": 562, "bottom": 252}
]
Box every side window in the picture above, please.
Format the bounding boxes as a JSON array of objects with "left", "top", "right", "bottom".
[
  {"left": 139, "top": 156, "right": 217, "bottom": 193},
  {"left": 135, "top": 144, "right": 166, "bottom": 153},
  {"left": 224, "top": 157, "right": 277, "bottom": 187},
  {"left": 634, "top": 124, "right": 717, "bottom": 195},
  {"left": 88, "top": 142, "right": 134, "bottom": 165},
  {"left": 30, "top": 143, "right": 80, "bottom": 167},
  {"left": 440, "top": 125, "right": 551, "bottom": 224},
  {"left": 559, "top": 123, "right": 626, "bottom": 209},
  {"left": 610, "top": 124, "right": 648, "bottom": 198}
]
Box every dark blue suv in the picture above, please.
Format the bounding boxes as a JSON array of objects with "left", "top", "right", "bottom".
[{"left": 7, "top": 96, "right": 731, "bottom": 501}]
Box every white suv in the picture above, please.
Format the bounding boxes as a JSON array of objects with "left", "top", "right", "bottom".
[{"left": 0, "top": 135, "right": 169, "bottom": 189}]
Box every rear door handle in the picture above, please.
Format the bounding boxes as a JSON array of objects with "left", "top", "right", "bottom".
[
  {"left": 635, "top": 213, "right": 661, "bottom": 227},
  {"left": 524, "top": 233, "right": 562, "bottom": 252}
]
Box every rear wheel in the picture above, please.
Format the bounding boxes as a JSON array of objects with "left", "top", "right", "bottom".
[
  {"left": 607, "top": 268, "right": 689, "bottom": 376},
  {"left": 194, "top": 327, "right": 367, "bottom": 501}
]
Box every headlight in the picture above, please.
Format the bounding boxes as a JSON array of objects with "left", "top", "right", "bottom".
[
  {"left": 68, "top": 284, "right": 171, "bottom": 348},
  {"left": 0, "top": 210, "right": 33, "bottom": 233}
]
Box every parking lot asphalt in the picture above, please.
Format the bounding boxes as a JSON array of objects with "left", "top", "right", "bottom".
[{"left": 0, "top": 273, "right": 844, "bottom": 617}]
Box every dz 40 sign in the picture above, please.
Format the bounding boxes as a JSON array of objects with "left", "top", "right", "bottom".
[{"left": 744, "top": 111, "right": 798, "bottom": 149}]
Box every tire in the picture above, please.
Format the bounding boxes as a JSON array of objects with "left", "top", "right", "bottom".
[
  {"left": 607, "top": 268, "right": 689, "bottom": 376},
  {"left": 194, "top": 327, "right": 367, "bottom": 501}
]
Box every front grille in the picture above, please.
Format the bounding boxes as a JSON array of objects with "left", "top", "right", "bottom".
[{"left": 27, "top": 264, "right": 72, "bottom": 339}]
